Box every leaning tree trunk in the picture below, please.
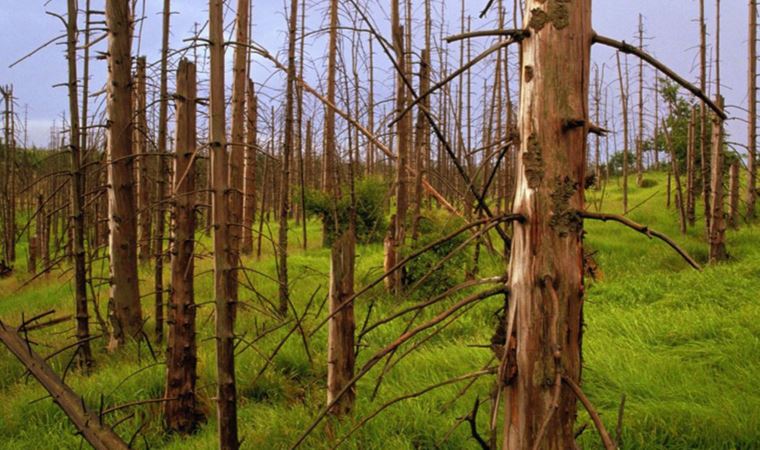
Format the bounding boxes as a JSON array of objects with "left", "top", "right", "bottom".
[
  {"left": 164, "top": 59, "right": 203, "bottom": 434},
  {"left": 503, "top": 2, "right": 590, "bottom": 448},
  {"left": 66, "top": 0, "right": 93, "bottom": 370},
  {"left": 106, "top": 0, "right": 142, "bottom": 349},
  {"left": 209, "top": 0, "right": 239, "bottom": 447}
]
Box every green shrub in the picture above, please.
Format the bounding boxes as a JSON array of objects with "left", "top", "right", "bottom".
[
  {"left": 303, "top": 176, "right": 387, "bottom": 246},
  {"left": 403, "top": 210, "right": 469, "bottom": 298}
]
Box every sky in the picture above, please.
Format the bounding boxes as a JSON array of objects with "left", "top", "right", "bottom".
[{"left": 0, "top": 0, "right": 750, "bottom": 156}]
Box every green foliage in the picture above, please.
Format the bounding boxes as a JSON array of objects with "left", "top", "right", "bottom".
[
  {"left": 303, "top": 177, "right": 387, "bottom": 246},
  {"left": 402, "top": 210, "right": 468, "bottom": 298}
]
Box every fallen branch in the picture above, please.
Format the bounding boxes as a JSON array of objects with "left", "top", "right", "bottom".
[
  {"left": 580, "top": 211, "right": 701, "bottom": 270},
  {"left": 0, "top": 320, "right": 128, "bottom": 450}
]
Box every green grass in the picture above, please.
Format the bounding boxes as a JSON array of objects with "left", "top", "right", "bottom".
[{"left": 0, "top": 172, "right": 758, "bottom": 449}]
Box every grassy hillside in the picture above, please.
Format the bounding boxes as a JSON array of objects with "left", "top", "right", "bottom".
[{"left": 0, "top": 172, "right": 758, "bottom": 449}]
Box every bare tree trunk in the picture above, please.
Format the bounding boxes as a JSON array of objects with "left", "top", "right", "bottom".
[
  {"left": 729, "top": 160, "right": 740, "bottom": 229},
  {"left": 747, "top": 0, "right": 757, "bottom": 220},
  {"left": 229, "top": 0, "right": 249, "bottom": 307},
  {"left": 164, "top": 59, "right": 203, "bottom": 434},
  {"left": 687, "top": 107, "right": 697, "bottom": 225},
  {"left": 700, "top": 0, "right": 711, "bottom": 234},
  {"left": 134, "top": 57, "right": 151, "bottom": 264},
  {"left": 389, "top": 0, "right": 409, "bottom": 294},
  {"left": 503, "top": 2, "right": 590, "bottom": 448},
  {"left": 106, "top": 0, "right": 142, "bottom": 349},
  {"left": 67, "top": 0, "right": 93, "bottom": 370},
  {"left": 709, "top": 97, "right": 727, "bottom": 262},
  {"left": 242, "top": 79, "right": 257, "bottom": 255},
  {"left": 665, "top": 125, "right": 687, "bottom": 233},
  {"left": 636, "top": 14, "right": 645, "bottom": 186},
  {"left": 154, "top": 0, "right": 171, "bottom": 344},
  {"left": 616, "top": 52, "right": 629, "bottom": 213},
  {"left": 209, "top": 0, "right": 239, "bottom": 447},
  {"left": 278, "top": 0, "right": 298, "bottom": 316}
]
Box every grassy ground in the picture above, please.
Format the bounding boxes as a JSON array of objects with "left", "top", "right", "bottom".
[{"left": 0, "top": 172, "right": 758, "bottom": 449}]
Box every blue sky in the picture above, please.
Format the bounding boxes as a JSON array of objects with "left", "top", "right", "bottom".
[{"left": 0, "top": 0, "right": 749, "bottom": 156}]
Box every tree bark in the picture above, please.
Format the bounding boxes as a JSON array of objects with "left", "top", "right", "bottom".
[
  {"left": 67, "top": 0, "right": 93, "bottom": 370},
  {"left": 106, "top": 0, "right": 142, "bottom": 349},
  {"left": 164, "top": 59, "right": 203, "bottom": 434},
  {"left": 503, "top": 2, "right": 591, "bottom": 448},
  {"left": 209, "top": 0, "right": 239, "bottom": 447},
  {"left": 242, "top": 79, "right": 258, "bottom": 255},
  {"left": 747, "top": 0, "right": 757, "bottom": 220},
  {"left": 134, "top": 56, "right": 152, "bottom": 264},
  {"left": 229, "top": 0, "right": 249, "bottom": 306},
  {"left": 709, "top": 96, "right": 727, "bottom": 262}
]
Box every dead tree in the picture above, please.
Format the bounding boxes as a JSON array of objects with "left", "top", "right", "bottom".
[
  {"left": 241, "top": 79, "right": 258, "bottom": 255},
  {"left": 154, "top": 0, "right": 172, "bottom": 344},
  {"left": 106, "top": 0, "right": 142, "bottom": 349},
  {"left": 616, "top": 52, "right": 630, "bottom": 213},
  {"left": 164, "top": 59, "right": 203, "bottom": 434},
  {"left": 709, "top": 2, "right": 727, "bottom": 262},
  {"left": 135, "top": 56, "right": 152, "bottom": 264},
  {"left": 699, "top": 0, "right": 711, "bottom": 234},
  {"left": 687, "top": 106, "right": 697, "bottom": 225},
  {"left": 502, "top": 3, "right": 591, "bottom": 447},
  {"left": 66, "top": 0, "right": 93, "bottom": 369},
  {"left": 209, "top": 0, "right": 239, "bottom": 447},
  {"left": 228, "top": 0, "right": 250, "bottom": 305},
  {"left": 278, "top": 0, "right": 298, "bottom": 316},
  {"left": 0, "top": 321, "right": 128, "bottom": 450},
  {"left": 729, "top": 160, "right": 740, "bottom": 228},
  {"left": 636, "top": 14, "right": 645, "bottom": 186},
  {"left": 665, "top": 123, "right": 687, "bottom": 233},
  {"left": 747, "top": 0, "right": 758, "bottom": 220},
  {"left": 324, "top": 0, "right": 356, "bottom": 417}
]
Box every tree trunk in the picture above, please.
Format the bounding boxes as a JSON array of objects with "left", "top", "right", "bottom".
[
  {"left": 154, "top": 0, "right": 171, "bottom": 344},
  {"left": 709, "top": 97, "right": 727, "bottom": 262},
  {"left": 747, "top": 0, "right": 757, "bottom": 220},
  {"left": 687, "top": 107, "right": 697, "bottom": 225},
  {"left": 67, "top": 0, "right": 93, "bottom": 370},
  {"left": 616, "top": 52, "right": 629, "bottom": 213},
  {"left": 134, "top": 56, "right": 152, "bottom": 264},
  {"left": 503, "top": 2, "right": 590, "bottom": 448},
  {"left": 242, "top": 79, "right": 258, "bottom": 255},
  {"left": 729, "top": 160, "right": 740, "bottom": 229},
  {"left": 209, "top": 0, "right": 239, "bottom": 447},
  {"left": 164, "top": 59, "right": 203, "bottom": 434},
  {"left": 228, "top": 0, "right": 249, "bottom": 306},
  {"left": 106, "top": 0, "right": 142, "bottom": 349}
]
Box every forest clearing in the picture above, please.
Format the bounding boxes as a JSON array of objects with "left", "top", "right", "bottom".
[{"left": 0, "top": 0, "right": 758, "bottom": 449}]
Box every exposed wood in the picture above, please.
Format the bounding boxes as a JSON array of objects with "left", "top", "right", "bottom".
[{"left": 503, "top": 2, "right": 591, "bottom": 448}]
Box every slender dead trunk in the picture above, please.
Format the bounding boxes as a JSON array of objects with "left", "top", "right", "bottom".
[
  {"left": 134, "top": 56, "right": 152, "bottom": 264},
  {"left": 709, "top": 97, "right": 727, "bottom": 262},
  {"left": 209, "top": 0, "right": 239, "bottom": 447},
  {"left": 700, "top": 0, "right": 711, "bottom": 234},
  {"left": 729, "top": 160, "right": 740, "bottom": 229},
  {"left": 747, "top": 0, "right": 757, "bottom": 220},
  {"left": 154, "top": 0, "right": 171, "bottom": 344},
  {"left": 616, "top": 52, "right": 629, "bottom": 213},
  {"left": 66, "top": 0, "right": 93, "bottom": 370},
  {"left": 503, "top": 2, "right": 590, "bottom": 448},
  {"left": 242, "top": 79, "right": 258, "bottom": 255},
  {"left": 164, "top": 59, "right": 203, "bottom": 434},
  {"left": 636, "top": 14, "right": 645, "bottom": 186},
  {"left": 106, "top": 0, "right": 142, "bottom": 349},
  {"left": 229, "top": 0, "right": 250, "bottom": 306},
  {"left": 687, "top": 106, "right": 697, "bottom": 225},
  {"left": 278, "top": 0, "right": 298, "bottom": 316}
]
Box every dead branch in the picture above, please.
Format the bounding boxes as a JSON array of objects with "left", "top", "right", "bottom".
[
  {"left": 563, "top": 375, "right": 616, "bottom": 450},
  {"left": 0, "top": 321, "right": 127, "bottom": 450},
  {"left": 592, "top": 34, "right": 726, "bottom": 120},
  {"left": 580, "top": 211, "right": 701, "bottom": 270}
]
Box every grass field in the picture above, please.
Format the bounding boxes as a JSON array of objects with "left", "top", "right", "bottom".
[{"left": 0, "top": 172, "right": 758, "bottom": 449}]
